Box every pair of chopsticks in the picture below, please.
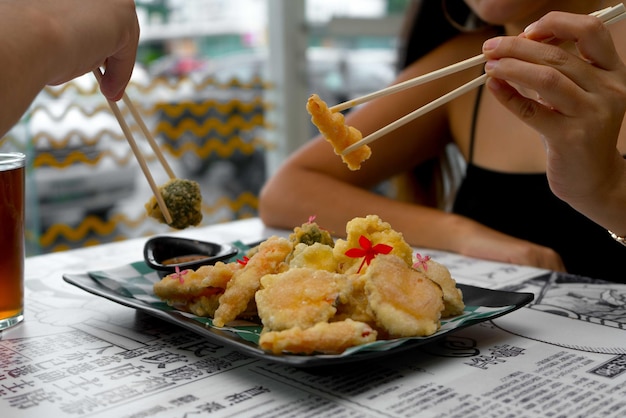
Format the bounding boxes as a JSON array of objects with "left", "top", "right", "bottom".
[
  {"left": 92, "top": 68, "right": 174, "bottom": 224},
  {"left": 341, "top": 3, "right": 626, "bottom": 155}
]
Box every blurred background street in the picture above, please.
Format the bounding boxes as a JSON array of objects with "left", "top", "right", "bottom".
[{"left": 1, "top": 0, "right": 411, "bottom": 254}]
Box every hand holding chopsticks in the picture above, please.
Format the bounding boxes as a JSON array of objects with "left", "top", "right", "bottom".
[
  {"left": 340, "top": 3, "right": 626, "bottom": 156},
  {"left": 92, "top": 68, "right": 174, "bottom": 224}
]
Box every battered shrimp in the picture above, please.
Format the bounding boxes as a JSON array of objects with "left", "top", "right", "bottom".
[
  {"left": 364, "top": 254, "right": 444, "bottom": 338},
  {"left": 306, "top": 94, "right": 371, "bottom": 171},
  {"left": 259, "top": 319, "right": 377, "bottom": 355},
  {"left": 212, "top": 236, "right": 293, "bottom": 327},
  {"left": 154, "top": 266, "right": 227, "bottom": 316},
  {"left": 415, "top": 258, "right": 465, "bottom": 317},
  {"left": 256, "top": 267, "right": 349, "bottom": 331}
]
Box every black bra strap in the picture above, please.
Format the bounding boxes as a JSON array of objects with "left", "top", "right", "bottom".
[{"left": 468, "top": 82, "right": 484, "bottom": 164}]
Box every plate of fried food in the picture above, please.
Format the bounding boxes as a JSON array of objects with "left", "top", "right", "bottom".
[{"left": 63, "top": 215, "right": 533, "bottom": 368}]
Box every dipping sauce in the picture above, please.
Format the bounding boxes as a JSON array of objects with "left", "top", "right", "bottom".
[{"left": 161, "top": 254, "right": 208, "bottom": 265}]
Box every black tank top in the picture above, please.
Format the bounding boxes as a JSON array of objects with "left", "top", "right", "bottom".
[{"left": 452, "top": 85, "right": 626, "bottom": 283}]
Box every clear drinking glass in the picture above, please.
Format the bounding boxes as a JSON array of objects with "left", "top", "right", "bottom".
[{"left": 0, "top": 152, "right": 26, "bottom": 330}]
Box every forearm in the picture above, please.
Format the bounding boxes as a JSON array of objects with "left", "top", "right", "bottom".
[
  {"left": 259, "top": 164, "right": 463, "bottom": 251},
  {"left": 0, "top": 2, "right": 60, "bottom": 135},
  {"left": 260, "top": 147, "right": 567, "bottom": 271}
]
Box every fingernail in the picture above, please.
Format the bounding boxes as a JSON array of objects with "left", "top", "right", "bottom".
[
  {"left": 485, "top": 60, "right": 497, "bottom": 71},
  {"left": 524, "top": 22, "right": 537, "bottom": 34},
  {"left": 483, "top": 38, "right": 500, "bottom": 52}
]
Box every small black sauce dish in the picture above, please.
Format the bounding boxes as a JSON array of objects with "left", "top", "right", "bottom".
[{"left": 144, "top": 236, "right": 239, "bottom": 278}]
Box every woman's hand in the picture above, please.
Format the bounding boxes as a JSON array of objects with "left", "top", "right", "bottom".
[
  {"left": 481, "top": 11, "right": 626, "bottom": 232},
  {"left": 445, "top": 215, "right": 566, "bottom": 272}
]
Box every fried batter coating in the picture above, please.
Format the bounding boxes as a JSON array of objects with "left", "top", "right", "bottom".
[
  {"left": 288, "top": 243, "right": 338, "bottom": 272},
  {"left": 334, "top": 215, "right": 414, "bottom": 274},
  {"left": 197, "top": 262, "right": 242, "bottom": 289},
  {"left": 415, "top": 258, "right": 465, "bottom": 317},
  {"left": 306, "top": 94, "right": 371, "bottom": 171},
  {"left": 151, "top": 214, "right": 464, "bottom": 355},
  {"left": 212, "top": 236, "right": 293, "bottom": 327},
  {"left": 186, "top": 295, "right": 222, "bottom": 317},
  {"left": 289, "top": 221, "right": 335, "bottom": 247},
  {"left": 153, "top": 267, "right": 224, "bottom": 316},
  {"left": 256, "top": 267, "right": 349, "bottom": 331},
  {"left": 145, "top": 178, "right": 203, "bottom": 229},
  {"left": 259, "top": 319, "right": 377, "bottom": 355},
  {"left": 364, "top": 254, "right": 444, "bottom": 338},
  {"left": 334, "top": 274, "right": 377, "bottom": 328}
]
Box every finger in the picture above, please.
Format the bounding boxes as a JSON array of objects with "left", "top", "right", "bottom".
[
  {"left": 99, "top": 55, "right": 136, "bottom": 101},
  {"left": 523, "top": 12, "right": 621, "bottom": 70},
  {"left": 98, "top": 15, "right": 139, "bottom": 101},
  {"left": 484, "top": 35, "right": 602, "bottom": 94},
  {"left": 484, "top": 76, "right": 572, "bottom": 140},
  {"left": 484, "top": 55, "right": 587, "bottom": 117}
]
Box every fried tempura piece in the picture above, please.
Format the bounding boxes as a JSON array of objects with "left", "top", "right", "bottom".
[
  {"left": 256, "top": 268, "right": 349, "bottom": 331},
  {"left": 288, "top": 243, "right": 338, "bottom": 272},
  {"left": 289, "top": 221, "right": 335, "bottom": 247},
  {"left": 334, "top": 215, "right": 414, "bottom": 274},
  {"left": 306, "top": 94, "right": 371, "bottom": 171},
  {"left": 186, "top": 295, "right": 222, "bottom": 317},
  {"left": 154, "top": 266, "right": 227, "bottom": 316},
  {"left": 151, "top": 214, "right": 465, "bottom": 356},
  {"left": 145, "top": 178, "right": 203, "bottom": 229},
  {"left": 415, "top": 258, "right": 465, "bottom": 317},
  {"left": 212, "top": 236, "right": 293, "bottom": 327},
  {"left": 197, "top": 262, "right": 243, "bottom": 289},
  {"left": 364, "top": 254, "right": 444, "bottom": 338},
  {"left": 259, "top": 319, "right": 377, "bottom": 355},
  {"left": 334, "top": 274, "right": 377, "bottom": 327}
]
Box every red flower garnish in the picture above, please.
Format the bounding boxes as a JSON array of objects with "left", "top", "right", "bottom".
[
  {"left": 173, "top": 265, "right": 188, "bottom": 284},
  {"left": 237, "top": 256, "right": 250, "bottom": 266},
  {"left": 345, "top": 235, "right": 393, "bottom": 273},
  {"left": 413, "top": 253, "right": 431, "bottom": 271}
]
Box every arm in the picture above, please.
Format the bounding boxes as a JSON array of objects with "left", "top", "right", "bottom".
[
  {"left": 482, "top": 11, "right": 626, "bottom": 238},
  {"left": 260, "top": 33, "right": 566, "bottom": 271},
  {"left": 0, "top": 0, "right": 139, "bottom": 137}
]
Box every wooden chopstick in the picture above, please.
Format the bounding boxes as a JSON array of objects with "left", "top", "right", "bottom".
[
  {"left": 92, "top": 69, "right": 173, "bottom": 225},
  {"left": 334, "top": 3, "right": 625, "bottom": 115},
  {"left": 591, "top": 3, "right": 626, "bottom": 21},
  {"left": 341, "top": 3, "right": 626, "bottom": 155},
  {"left": 343, "top": 74, "right": 487, "bottom": 154},
  {"left": 329, "top": 54, "right": 486, "bottom": 113},
  {"left": 122, "top": 94, "right": 176, "bottom": 180}
]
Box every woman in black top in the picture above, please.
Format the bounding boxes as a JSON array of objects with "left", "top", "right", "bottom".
[{"left": 260, "top": 1, "right": 626, "bottom": 283}]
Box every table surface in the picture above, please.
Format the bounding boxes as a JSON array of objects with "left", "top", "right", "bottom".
[{"left": 2, "top": 217, "right": 625, "bottom": 418}]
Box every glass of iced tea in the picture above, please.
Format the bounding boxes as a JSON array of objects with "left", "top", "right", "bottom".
[{"left": 0, "top": 153, "right": 25, "bottom": 330}]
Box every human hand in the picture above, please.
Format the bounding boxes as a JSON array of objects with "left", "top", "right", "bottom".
[
  {"left": 481, "top": 11, "right": 626, "bottom": 212},
  {"left": 41, "top": 0, "right": 140, "bottom": 100},
  {"left": 450, "top": 217, "right": 566, "bottom": 272}
]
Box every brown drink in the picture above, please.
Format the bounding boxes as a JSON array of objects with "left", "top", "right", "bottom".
[{"left": 0, "top": 153, "right": 25, "bottom": 330}]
